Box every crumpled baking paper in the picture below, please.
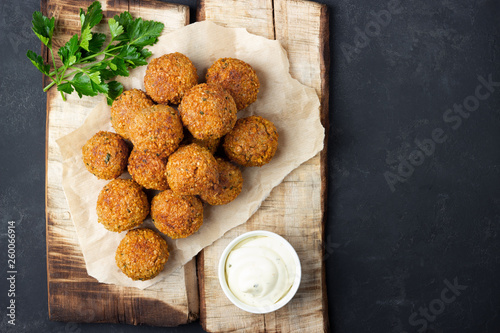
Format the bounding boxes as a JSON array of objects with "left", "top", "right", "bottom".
[{"left": 57, "top": 21, "right": 324, "bottom": 289}]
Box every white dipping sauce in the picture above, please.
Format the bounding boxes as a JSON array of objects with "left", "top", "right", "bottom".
[{"left": 225, "top": 236, "right": 296, "bottom": 307}]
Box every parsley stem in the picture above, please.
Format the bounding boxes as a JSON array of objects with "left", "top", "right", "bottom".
[
  {"left": 78, "top": 45, "right": 121, "bottom": 63},
  {"left": 48, "top": 66, "right": 66, "bottom": 77},
  {"left": 49, "top": 48, "right": 59, "bottom": 82},
  {"left": 43, "top": 79, "right": 56, "bottom": 92},
  {"left": 70, "top": 66, "right": 86, "bottom": 74},
  {"left": 62, "top": 63, "right": 95, "bottom": 78},
  {"left": 59, "top": 66, "right": 69, "bottom": 83}
]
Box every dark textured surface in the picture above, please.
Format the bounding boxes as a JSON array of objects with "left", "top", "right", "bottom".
[{"left": 0, "top": 0, "right": 499, "bottom": 332}]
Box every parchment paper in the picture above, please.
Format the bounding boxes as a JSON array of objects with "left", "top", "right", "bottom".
[{"left": 57, "top": 21, "right": 324, "bottom": 289}]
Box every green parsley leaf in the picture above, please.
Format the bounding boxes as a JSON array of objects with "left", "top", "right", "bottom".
[
  {"left": 27, "top": 50, "right": 50, "bottom": 75},
  {"left": 114, "top": 12, "right": 133, "bottom": 30},
  {"left": 58, "top": 34, "right": 80, "bottom": 66},
  {"left": 57, "top": 82, "right": 74, "bottom": 94},
  {"left": 88, "top": 33, "right": 107, "bottom": 53},
  {"left": 79, "top": 26, "right": 93, "bottom": 51},
  {"left": 70, "top": 72, "right": 98, "bottom": 98},
  {"left": 106, "top": 81, "right": 124, "bottom": 105},
  {"left": 92, "top": 65, "right": 114, "bottom": 81},
  {"left": 92, "top": 79, "right": 109, "bottom": 94},
  {"left": 80, "top": 1, "right": 103, "bottom": 32},
  {"left": 108, "top": 18, "right": 124, "bottom": 39},
  {"left": 87, "top": 71, "right": 101, "bottom": 84},
  {"left": 31, "top": 11, "right": 55, "bottom": 47},
  {"left": 109, "top": 58, "right": 130, "bottom": 77},
  {"left": 79, "top": 2, "right": 103, "bottom": 51},
  {"left": 128, "top": 19, "right": 164, "bottom": 47},
  {"left": 140, "top": 48, "right": 152, "bottom": 59},
  {"left": 80, "top": 33, "right": 106, "bottom": 62},
  {"left": 117, "top": 45, "right": 147, "bottom": 67}
]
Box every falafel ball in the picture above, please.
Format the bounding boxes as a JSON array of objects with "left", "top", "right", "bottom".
[
  {"left": 166, "top": 143, "right": 219, "bottom": 195},
  {"left": 191, "top": 137, "right": 221, "bottom": 155},
  {"left": 128, "top": 104, "right": 184, "bottom": 159},
  {"left": 115, "top": 228, "right": 169, "bottom": 281},
  {"left": 151, "top": 190, "right": 203, "bottom": 239},
  {"left": 144, "top": 52, "right": 198, "bottom": 104},
  {"left": 82, "top": 131, "right": 129, "bottom": 180},
  {"left": 181, "top": 129, "right": 221, "bottom": 155},
  {"left": 223, "top": 116, "right": 278, "bottom": 167},
  {"left": 110, "top": 89, "right": 155, "bottom": 140},
  {"left": 128, "top": 148, "right": 169, "bottom": 191},
  {"left": 96, "top": 179, "right": 149, "bottom": 232},
  {"left": 200, "top": 158, "right": 243, "bottom": 205},
  {"left": 205, "top": 58, "right": 260, "bottom": 111},
  {"left": 179, "top": 83, "right": 237, "bottom": 140}
]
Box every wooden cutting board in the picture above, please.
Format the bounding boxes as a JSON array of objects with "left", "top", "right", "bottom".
[
  {"left": 44, "top": 0, "right": 329, "bottom": 330},
  {"left": 43, "top": 0, "right": 199, "bottom": 326},
  {"left": 197, "top": 1, "right": 329, "bottom": 332}
]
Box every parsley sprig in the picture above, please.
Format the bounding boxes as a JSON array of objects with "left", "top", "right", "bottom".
[{"left": 27, "top": 1, "right": 164, "bottom": 105}]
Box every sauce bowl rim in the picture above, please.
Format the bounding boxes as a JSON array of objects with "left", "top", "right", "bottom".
[{"left": 218, "top": 230, "right": 302, "bottom": 314}]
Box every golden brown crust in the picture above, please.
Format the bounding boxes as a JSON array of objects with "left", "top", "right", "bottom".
[
  {"left": 166, "top": 143, "right": 219, "bottom": 195},
  {"left": 128, "top": 104, "right": 184, "bottom": 159},
  {"left": 82, "top": 131, "right": 130, "bottom": 180},
  {"left": 200, "top": 158, "right": 243, "bottom": 205},
  {"left": 191, "top": 136, "right": 221, "bottom": 155},
  {"left": 181, "top": 129, "right": 221, "bottom": 155},
  {"left": 205, "top": 58, "right": 259, "bottom": 111},
  {"left": 128, "top": 148, "right": 170, "bottom": 191},
  {"left": 110, "top": 89, "right": 155, "bottom": 140},
  {"left": 179, "top": 83, "right": 237, "bottom": 140},
  {"left": 144, "top": 52, "right": 198, "bottom": 104},
  {"left": 223, "top": 116, "right": 279, "bottom": 167},
  {"left": 151, "top": 190, "right": 203, "bottom": 239},
  {"left": 96, "top": 179, "right": 149, "bottom": 232},
  {"left": 115, "top": 228, "right": 169, "bottom": 281}
]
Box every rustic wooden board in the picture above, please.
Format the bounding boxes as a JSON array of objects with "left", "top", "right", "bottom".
[
  {"left": 197, "top": 0, "right": 330, "bottom": 332},
  {"left": 44, "top": 0, "right": 329, "bottom": 329},
  {"left": 43, "top": 0, "right": 200, "bottom": 326}
]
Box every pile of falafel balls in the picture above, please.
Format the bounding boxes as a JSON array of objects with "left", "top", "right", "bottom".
[{"left": 81, "top": 52, "right": 279, "bottom": 281}]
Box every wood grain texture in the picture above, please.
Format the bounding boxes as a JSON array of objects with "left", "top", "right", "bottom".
[
  {"left": 44, "top": 0, "right": 329, "bottom": 329},
  {"left": 43, "top": 0, "right": 198, "bottom": 326},
  {"left": 197, "top": 0, "right": 330, "bottom": 332},
  {"left": 197, "top": 0, "right": 274, "bottom": 38}
]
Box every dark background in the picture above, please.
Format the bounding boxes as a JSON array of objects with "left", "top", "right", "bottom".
[{"left": 1, "top": 0, "right": 499, "bottom": 332}]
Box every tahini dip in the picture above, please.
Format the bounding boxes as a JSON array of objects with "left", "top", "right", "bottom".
[{"left": 224, "top": 236, "right": 297, "bottom": 307}]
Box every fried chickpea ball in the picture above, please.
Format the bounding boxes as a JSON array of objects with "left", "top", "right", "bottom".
[
  {"left": 96, "top": 179, "right": 149, "bottom": 232},
  {"left": 166, "top": 143, "right": 219, "bottom": 195},
  {"left": 205, "top": 58, "right": 260, "bottom": 111},
  {"left": 182, "top": 130, "right": 221, "bottom": 155},
  {"left": 179, "top": 83, "right": 237, "bottom": 140},
  {"left": 192, "top": 137, "right": 221, "bottom": 155},
  {"left": 144, "top": 52, "right": 198, "bottom": 104},
  {"left": 128, "top": 148, "right": 169, "bottom": 191},
  {"left": 128, "top": 104, "right": 184, "bottom": 159},
  {"left": 151, "top": 190, "right": 203, "bottom": 239},
  {"left": 110, "top": 89, "right": 154, "bottom": 140},
  {"left": 200, "top": 158, "right": 243, "bottom": 205},
  {"left": 115, "top": 228, "right": 169, "bottom": 281},
  {"left": 82, "top": 131, "right": 129, "bottom": 180},
  {"left": 223, "top": 116, "right": 279, "bottom": 167}
]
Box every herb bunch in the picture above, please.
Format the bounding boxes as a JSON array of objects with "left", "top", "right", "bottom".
[{"left": 27, "top": 1, "right": 164, "bottom": 104}]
